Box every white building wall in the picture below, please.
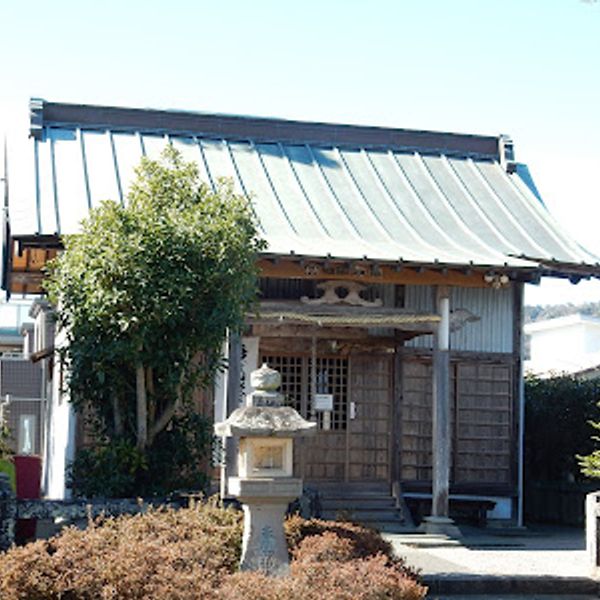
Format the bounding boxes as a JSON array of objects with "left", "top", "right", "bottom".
[
  {"left": 42, "top": 327, "right": 76, "bottom": 500},
  {"left": 529, "top": 324, "right": 585, "bottom": 364},
  {"left": 583, "top": 326, "right": 600, "bottom": 355},
  {"left": 214, "top": 336, "right": 259, "bottom": 422}
]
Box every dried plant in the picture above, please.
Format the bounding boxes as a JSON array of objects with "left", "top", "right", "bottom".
[{"left": 0, "top": 501, "right": 425, "bottom": 600}]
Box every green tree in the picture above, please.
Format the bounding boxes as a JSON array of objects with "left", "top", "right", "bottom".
[{"left": 45, "top": 146, "right": 264, "bottom": 496}]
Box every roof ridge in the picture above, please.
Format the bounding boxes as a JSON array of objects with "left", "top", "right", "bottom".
[{"left": 30, "top": 98, "right": 502, "bottom": 159}]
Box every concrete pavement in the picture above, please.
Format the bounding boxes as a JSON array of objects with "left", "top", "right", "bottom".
[{"left": 383, "top": 524, "right": 599, "bottom": 598}]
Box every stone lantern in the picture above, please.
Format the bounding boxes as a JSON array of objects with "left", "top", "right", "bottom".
[{"left": 215, "top": 363, "right": 316, "bottom": 576}]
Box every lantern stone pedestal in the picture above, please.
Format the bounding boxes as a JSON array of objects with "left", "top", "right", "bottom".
[
  {"left": 229, "top": 477, "right": 303, "bottom": 575},
  {"left": 215, "top": 363, "right": 316, "bottom": 577}
]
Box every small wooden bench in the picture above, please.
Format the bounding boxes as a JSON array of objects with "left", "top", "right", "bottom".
[{"left": 405, "top": 495, "right": 496, "bottom": 527}]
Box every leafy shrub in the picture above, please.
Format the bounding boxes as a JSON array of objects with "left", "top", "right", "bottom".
[
  {"left": 285, "top": 514, "right": 400, "bottom": 561},
  {"left": 69, "top": 413, "right": 212, "bottom": 498},
  {"left": 0, "top": 502, "right": 425, "bottom": 600},
  {"left": 222, "top": 555, "right": 426, "bottom": 600},
  {"left": 0, "top": 500, "right": 243, "bottom": 600},
  {"left": 525, "top": 374, "right": 600, "bottom": 481},
  {"left": 0, "top": 417, "right": 12, "bottom": 460}
]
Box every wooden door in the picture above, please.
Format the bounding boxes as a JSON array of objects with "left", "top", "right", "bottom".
[
  {"left": 260, "top": 351, "right": 392, "bottom": 483},
  {"left": 399, "top": 356, "right": 513, "bottom": 487},
  {"left": 347, "top": 354, "right": 393, "bottom": 482}
]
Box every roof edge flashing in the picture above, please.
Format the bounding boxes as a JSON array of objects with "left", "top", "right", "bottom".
[
  {"left": 499, "top": 134, "right": 517, "bottom": 173},
  {"left": 29, "top": 98, "right": 45, "bottom": 140}
]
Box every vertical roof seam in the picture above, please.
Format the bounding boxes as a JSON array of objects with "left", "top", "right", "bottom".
[
  {"left": 223, "top": 140, "right": 266, "bottom": 236},
  {"left": 195, "top": 138, "right": 216, "bottom": 192},
  {"left": 251, "top": 141, "right": 298, "bottom": 236},
  {"left": 335, "top": 147, "right": 396, "bottom": 244},
  {"left": 137, "top": 132, "right": 146, "bottom": 156},
  {"left": 360, "top": 149, "right": 445, "bottom": 259},
  {"left": 33, "top": 139, "right": 42, "bottom": 234},
  {"left": 77, "top": 129, "right": 92, "bottom": 210},
  {"left": 466, "top": 159, "right": 549, "bottom": 259},
  {"left": 388, "top": 151, "right": 473, "bottom": 259},
  {"left": 304, "top": 144, "right": 364, "bottom": 243},
  {"left": 278, "top": 143, "right": 331, "bottom": 238},
  {"left": 109, "top": 131, "right": 124, "bottom": 206},
  {"left": 49, "top": 135, "right": 61, "bottom": 235},
  {"left": 499, "top": 163, "right": 589, "bottom": 263},
  {"left": 223, "top": 140, "right": 250, "bottom": 198},
  {"left": 414, "top": 152, "right": 510, "bottom": 263},
  {"left": 439, "top": 155, "right": 519, "bottom": 255}
]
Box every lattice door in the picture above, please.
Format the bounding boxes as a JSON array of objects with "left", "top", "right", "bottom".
[{"left": 260, "top": 352, "right": 391, "bottom": 483}]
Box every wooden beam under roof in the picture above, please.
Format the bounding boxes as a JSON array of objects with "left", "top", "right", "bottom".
[
  {"left": 8, "top": 242, "right": 59, "bottom": 295},
  {"left": 258, "top": 258, "right": 508, "bottom": 288}
]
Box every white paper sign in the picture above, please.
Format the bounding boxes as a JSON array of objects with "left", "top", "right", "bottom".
[{"left": 314, "top": 393, "right": 334, "bottom": 411}]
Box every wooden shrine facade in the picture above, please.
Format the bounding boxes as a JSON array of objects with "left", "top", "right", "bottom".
[{"left": 236, "top": 259, "right": 524, "bottom": 508}]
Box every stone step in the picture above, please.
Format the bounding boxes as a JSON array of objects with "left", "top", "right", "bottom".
[
  {"left": 320, "top": 497, "right": 398, "bottom": 510},
  {"left": 313, "top": 482, "right": 414, "bottom": 530},
  {"left": 314, "top": 482, "right": 390, "bottom": 496},
  {"left": 423, "top": 575, "right": 599, "bottom": 597},
  {"left": 365, "top": 520, "right": 416, "bottom": 534},
  {"left": 321, "top": 508, "right": 404, "bottom": 522},
  {"left": 427, "top": 590, "right": 599, "bottom": 598}
]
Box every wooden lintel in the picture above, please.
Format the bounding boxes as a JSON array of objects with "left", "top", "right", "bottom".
[
  {"left": 258, "top": 259, "right": 490, "bottom": 287},
  {"left": 251, "top": 324, "right": 370, "bottom": 340},
  {"left": 258, "top": 335, "right": 397, "bottom": 356},
  {"left": 250, "top": 318, "right": 436, "bottom": 333}
]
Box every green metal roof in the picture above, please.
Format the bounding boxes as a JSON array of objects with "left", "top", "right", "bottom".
[{"left": 5, "top": 99, "right": 600, "bottom": 275}]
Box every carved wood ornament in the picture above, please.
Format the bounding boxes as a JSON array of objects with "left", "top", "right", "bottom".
[{"left": 300, "top": 280, "right": 383, "bottom": 308}]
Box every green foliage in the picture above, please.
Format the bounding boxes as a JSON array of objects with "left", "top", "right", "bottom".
[
  {"left": 578, "top": 412, "right": 600, "bottom": 478},
  {"left": 0, "top": 417, "right": 12, "bottom": 461},
  {"left": 68, "top": 440, "right": 147, "bottom": 498},
  {"left": 525, "top": 374, "right": 600, "bottom": 481},
  {"left": 45, "top": 146, "right": 264, "bottom": 497},
  {"left": 70, "top": 413, "right": 213, "bottom": 498},
  {"left": 0, "top": 504, "right": 425, "bottom": 600}
]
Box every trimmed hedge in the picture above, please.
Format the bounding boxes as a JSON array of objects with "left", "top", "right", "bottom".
[{"left": 0, "top": 500, "right": 426, "bottom": 600}]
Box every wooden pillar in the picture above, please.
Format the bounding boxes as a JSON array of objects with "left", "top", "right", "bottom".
[
  {"left": 431, "top": 286, "right": 452, "bottom": 518},
  {"left": 513, "top": 282, "right": 525, "bottom": 527},
  {"left": 221, "top": 332, "right": 242, "bottom": 497}
]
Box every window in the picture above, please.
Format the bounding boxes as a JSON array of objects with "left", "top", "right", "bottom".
[
  {"left": 260, "top": 354, "right": 348, "bottom": 430},
  {"left": 18, "top": 414, "right": 37, "bottom": 455}
]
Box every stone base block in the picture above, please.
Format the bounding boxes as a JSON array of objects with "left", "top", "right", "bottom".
[
  {"left": 228, "top": 477, "right": 302, "bottom": 500},
  {"left": 419, "top": 515, "right": 462, "bottom": 538},
  {"left": 240, "top": 500, "right": 290, "bottom": 577}
]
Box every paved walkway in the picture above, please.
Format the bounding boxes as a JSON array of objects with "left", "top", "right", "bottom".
[{"left": 383, "top": 524, "right": 599, "bottom": 598}]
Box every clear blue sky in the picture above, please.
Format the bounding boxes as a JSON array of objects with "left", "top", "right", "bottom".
[{"left": 1, "top": 0, "right": 599, "bottom": 305}]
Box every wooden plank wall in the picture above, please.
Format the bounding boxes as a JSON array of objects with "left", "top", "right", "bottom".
[
  {"left": 454, "top": 362, "right": 512, "bottom": 485},
  {"left": 400, "top": 354, "right": 513, "bottom": 489}
]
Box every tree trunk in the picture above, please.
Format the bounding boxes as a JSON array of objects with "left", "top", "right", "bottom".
[
  {"left": 112, "top": 393, "right": 123, "bottom": 437},
  {"left": 136, "top": 364, "right": 148, "bottom": 449},
  {"left": 146, "top": 367, "right": 156, "bottom": 425}
]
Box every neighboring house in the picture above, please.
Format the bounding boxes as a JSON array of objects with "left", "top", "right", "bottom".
[
  {"left": 2, "top": 99, "right": 600, "bottom": 529},
  {"left": 525, "top": 314, "right": 600, "bottom": 378},
  {"left": 0, "top": 299, "right": 44, "bottom": 458}
]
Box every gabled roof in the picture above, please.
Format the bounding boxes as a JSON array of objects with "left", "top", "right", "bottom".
[{"left": 5, "top": 99, "right": 600, "bottom": 277}]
